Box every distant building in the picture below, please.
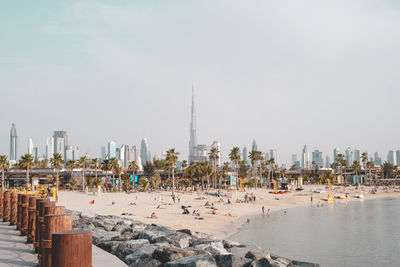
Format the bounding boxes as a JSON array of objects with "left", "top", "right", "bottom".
[
  {"left": 354, "top": 149, "right": 360, "bottom": 162},
  {"left": 264, "top": 152, "right": 270, "bottom": 161},
  {"left": 387, "top": 150, "right": 397, "bottom": 165},
  {"left": 345, "top": 147, "right": 352, "bottom": 167},
  {"left": 325, "top": 155, "right": 331, "bottom": 168},
  {"left": 10, "top": 123, "right": 17, "bottom": 162},
  {"left": 333, "top": 148, "right": 340, "bottom": 163},
  {"left": 107, "top": 141, "right": 117, "bottom": 159},
  {"left": 101, "top": 146, "right": 106, "bottom": 160},
  {"left": 65, "top": 145, "right": 80, "bottom": 161},
  {"left": 210, "top": 141, "right": 221, "bottom": 166},
  {"left": 243, "top": 146, "right": 248, "bottom": 162},
  {"left": 374, "top": 152, "right": 382, "bottom": 166},
  {"left": 53, "top": 131, "right": 68, "bottom": 161},
  {"left": 140, "top": 138, "right": 149, "bottom": 164},
  {"left": 270, "top": 149, "right": 277, "bottom": 162},
  {"left": 301, "top": 145, "right": 309, "bottom": 169},
  {"left": 28, "top": 138, "right": 34, "bottom": 155},
  {"left": 33, "top": 147, "right": 38, "bottom": 159},
  {"left": 291, "top": 154, "right": 297, "bottom": 166},
  {"left": 46, "top": 137, "right": 54, "bottom": 159},
  {"left": 312, "top": 149, "right": 323, "bottom": 167},
  {"left": 252, "top": 139, "right": 258, "bottom": 152},
  {"left": 396, "top": 150, "right": 400, "bottom": 166}
]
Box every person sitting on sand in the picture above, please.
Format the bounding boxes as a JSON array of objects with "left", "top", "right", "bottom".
[
  {"left": 151, "top": 212, "right": 158, "bottom": 219},
  {"left": 205, "top": 201, "right": 210, "bottom": 206},
  {"left": 212, "top": 209, "right": 217, "bottom": 215}
]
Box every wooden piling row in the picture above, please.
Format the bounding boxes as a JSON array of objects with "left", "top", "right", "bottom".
[
  {"left": 10, "top": 192, "right": 18, "bottom": 225},
  {"left": 2, "top": 192, "right": 92, "bottom": 267}
]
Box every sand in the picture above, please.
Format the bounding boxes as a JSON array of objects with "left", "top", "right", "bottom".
[{"left": 57, "top": 185, "right": 400, "bottom": 239}]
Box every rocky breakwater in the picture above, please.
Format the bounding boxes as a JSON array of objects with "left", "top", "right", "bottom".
[{"left": 71, "top": 210, "right": 319, "bottom": 267}]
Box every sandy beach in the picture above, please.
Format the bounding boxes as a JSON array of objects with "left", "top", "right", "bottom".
[{"left": 58, "top": 185, "right": 400, "bottom": 239}]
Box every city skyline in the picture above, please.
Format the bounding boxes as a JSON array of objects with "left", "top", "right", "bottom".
[{"left": 1, "top": 1, "right": 399, "bottom": 164}]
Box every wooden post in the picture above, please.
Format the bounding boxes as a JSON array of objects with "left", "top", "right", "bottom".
[
  {"left": 2, "top": 191, "right": 11, "bottom": 222},
  {"left": 34, "top": 199, "right": 50, "bottom": 253},
  {"left": 41, "top": 214, "right": 72, "bottom": 267},
  {"left": 10, "top": 192, "right": 18, "bottom": 225},
  {"left": 20, "top": 194, "right": 30, "bottom": 236},
  {"left": 17, "top": 193, "right": 23, "bottom": 230},
  {"left": 0, "top": 191, "right": 3, "bottom": 219},
  {"left": 51, "top": 230, "right": 92, "bottom": 267},
  {"left": 27, "top": 196, "right": 37, "bottom": 244},
  {"left": 36, "top": 201, "right": 55, "bottom": 257}
]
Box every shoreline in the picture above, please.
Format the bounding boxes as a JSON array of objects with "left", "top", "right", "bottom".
[{"left": 58, "top": 185, "right": 400, "bottom": 240}]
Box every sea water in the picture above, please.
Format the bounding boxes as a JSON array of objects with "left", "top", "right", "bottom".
[{"left": 231, "top": 197, "right": 400, "bottom": 267}]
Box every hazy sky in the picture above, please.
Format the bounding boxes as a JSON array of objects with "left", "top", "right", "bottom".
[{"left": 1, "top": 0, "right": 399, "bottom": 165}]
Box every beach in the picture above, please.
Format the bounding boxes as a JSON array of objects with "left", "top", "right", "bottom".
[{"left": 58, "top": 185, "right": 400, "bottom": 239}]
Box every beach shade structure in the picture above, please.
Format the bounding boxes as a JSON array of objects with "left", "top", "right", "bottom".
[
  {"left": 10, "top": 192, "right": 18, "bottom": 225},
  {"left": 51, "top": 230, "right": 92, "bottom": 267},
  {"left": 41, "top": 214, "right": 72, "bottom": 267},
  {"left": 17, "top": 193, "right": 23, "bottom": 230},
  {"left": 34, "top": 199, "right": 50, "bottom": 253},
  {"left": 3, "top": 191, "right": 11, "bottom": 222},
  {"left": 27, "top": 196, "right": 37, "bottom": 244},
  {"left": 39, "top": 206, "right": 65, "bottom": 266},
  {"left": 20, "top": 194, "right": 30, "bottom": 236},
  {"left": 0, "top": 191, "right": 3, "bottom": 219}
]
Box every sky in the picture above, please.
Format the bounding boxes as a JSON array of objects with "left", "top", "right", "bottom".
[{"left": 1, "top": 0, "right": 400, "bottom": 165}]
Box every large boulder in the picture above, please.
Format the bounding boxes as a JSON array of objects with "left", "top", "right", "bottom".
[
  {"left": 80, "top": 210, "right": 96, "bottom": 219},
  {"left": 191, "top": 238, "right": 224, "bottom": 250},
  {"left": 292, "top": 260, "right": 320, "bottom": 267},
  {"left": 125, "top": 244, "right": 160, "bottom": 266},
  {"left": 112, "top": 231, "right": 139, "bottom": 241},
  {"left": 138, "top": 230, "right": 166, "bottom": 243},
  {"left": 115, "top": 239, "right": 150, "bottom": 259},
  {"left": 164, "top": 253, "right": 217, "bottom": 267},
  {"left": 223, "top": 240, "right": 243, "bottom": 249},
  {"left": 92, "top": 230, "right": 121, "bottom": 245},
  {"left": 152, "top": 247, "right": 205, "bottom": 263},
  {"left": 158, "top": 232, "right": 192, "bottom": 248},
  {"left": 97, "top": 240, "right": 122, "bottom": 253}
]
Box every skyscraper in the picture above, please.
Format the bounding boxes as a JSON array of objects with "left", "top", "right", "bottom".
[
  {"left": 354, "top": 149, "right": 361, "bottom": 162},
  {"left": 252, "top": 139, "right": 258, "bottom": 151},
  {"left": 46, "top": 137, "right": 54, "bottom": 159},
  {"left": 188, "top": 88, "right": 209, "bottom": 163},
  {"left": 10, "top": 123, "right": 17, "bottom": 162},
  {"left": 101, "top": 146, "right": 106, "bottom": 160},
  {"left": 140, "top": 138, "right": 149, "bottom": 164},
  {"left": 53, "top": 130, "right": 68, "bottom": 160},
  {"left": 189, "top": 87, "right": 197, "bottom": 163},
  {"left": 325, "top": 155, "right": 331, "bottom": 168},
  {"left": 270, "top": 149, "right": 277, "bottom": 162},
  {"left": 312, "top": 149, "right": 323, "bottom": 167},
  {"left": 65, "top": 145, "right": 80, "bottom": 161},
  {"left": 396, "top": 150, "right": 400, "bottom": 166},
  {"left": 387, "top": 150, "right": 397, "bottom": 165},
  {"left": 107, "top": 141, "right": 116, "bottom": 159},
  {"left": 243, "top": 146, "right": 248, "bottom": 162},
  {"left": 333, "top": 148, "right": 340, "bottom": 163},
  {"left": 345, "top": 147, "right": 352, "bottom": 167},
  {"left": 301, "top": 145, "right": 309, "bottom": 169},
  {"left": 28, "top": 138, "right": 34, "bottom": 155}
]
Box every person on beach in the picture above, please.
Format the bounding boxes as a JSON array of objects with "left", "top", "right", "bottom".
[
  {"left": 311, "top": 195, "right": 313, "bottom": 205},
  {"left": 151, "top": 212, "right": 158, "bottom": 219},
  {"left": 262, "top": 206, "right": 265, "bottom": 215},
  {"left": 267, "top": 208, "right": 271, "bottom": 216}
]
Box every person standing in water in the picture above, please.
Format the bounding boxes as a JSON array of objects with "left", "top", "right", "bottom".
[{"left": 262, "top": 206, "right": 265, "bottom": 215}]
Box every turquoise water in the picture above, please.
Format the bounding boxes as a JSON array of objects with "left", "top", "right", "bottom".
[{"left": 231, "top": 197, "right": 400, "bottom": 267}]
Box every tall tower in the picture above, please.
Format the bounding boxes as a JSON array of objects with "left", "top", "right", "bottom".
[
  {"left": 10, "top": 123, "right": 17, "bottom": 161},
  {"left": 189, "top": 87, "right": 197, "bottom": 163},
  {"left": 140, "top": 138, "right": 149, "bottom": 164}
]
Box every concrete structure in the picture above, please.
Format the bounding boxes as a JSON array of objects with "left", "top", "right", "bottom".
[{"left": 10, "top": 123, "right": 17, "bottom": 162}]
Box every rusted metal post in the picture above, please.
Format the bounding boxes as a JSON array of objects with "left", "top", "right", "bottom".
[
  {"left": 17, "top": 193, "right": 23, "bottom": 230},
  {"left": 10, "top": 192, "right": 18, "bottom": 225},
  {"left": 34, "top": 199, "right": 50, "bottom": 253},
  {"left": 20, "top": 194, "right": 30, "bottom": 236},
  {"left": 27, "top": 196, "right": 37, "bottom": 244},
  {"left": 0, "top": 191, "right": 3, "bottom": 219},
  {"left": 37, "top": 201, "right": 56, "bottom": 260},
  {"left": 41, "top": 214, "right": 71, "bottom": 267},
  {"left": 51, "top": 230, "right": 92, "bottom": 267},
  {"left": 2, "top": 191, "right": 11, "bottom": 222}
]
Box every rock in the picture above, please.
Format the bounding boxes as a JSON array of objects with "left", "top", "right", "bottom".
[
  {"left": 112, "top": 231, "right": 139, "bottom": 241},
  {"left": 112, "top": 223, "right": 132, "bottom": 234},
  {"left": 228, "top": 246, "right": 253, "bottom": 266},
  {"left": 97, "top": 241, "right": 122, "bottom": 253},
  {"left": 164, "top": 253, "right": 217, "bottom": 267},
  {"left": 177, "top": 229, "right": 192, "bottom": 235},
  {"left": 92, "top": 230, "right": 121, "bottom": 245},
  {"left": 223, "top": 240, "right": 242, "bottom": 249},
  {"left": 161, "top": 232, "right": 192, "bottom": 248},
  {"left": 191, "top": 238, "right": 224, "bottom": 249},
  {"left": 138, "top": 230, "right": 166, "bottom": 243},
  {"left": 291, "top": 260, "right": 320, "bottom": 267},
  {"left": 115, "top": 239, "right": 150, "bottom": 259},
  {"left": 152, "top": 247, "right": 204, "bottom": 263},
  {"left": 271, "top": 256, "right": 291, "bottom": 266},
  {"left": 125, "top": 244, "right": 157, "bottom": 266},
  {"left": 80, "top": 210, "right": 97, "bottom": 219},
  {"left": 245, "top": 249, "right": 270, "bottom": 260}
]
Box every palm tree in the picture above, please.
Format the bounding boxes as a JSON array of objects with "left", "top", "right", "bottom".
[
  {"left": 352, "top": 161, "right": 361, "bottom": 176},
  {"left": 166, "top": 148, "right": 179, "bottom": 196},
  {"left": 209, "top": 147, "right": 219, "bottom": 188},
  {"left": 182, "top": 160, "right": 188, "bottom": 178},
  {"left": 222, "top": 162, "right": 231, "bottom": 189},
  {"left": 198, "top": 162, "right": 213, "bottom": 190},
  {"left": 50, "top": 153, "right": 64, "bottom": 192},
  {"left": 336, "top": 153, "right": 345, "bottom": 185},
  {"left": 366, "top": 161, "right": 375, "bottom": 185},
  {"left": 0, "top": 155, "right": 9, "bottom": 192},
  {"left": 101, "top": 159, "right": 113, "bottom": 191},
  {"left": 229, "top": 147, "right": 241, "bottom": 190},
  {"left": 128, "top": 160, "right": 138, "bottom": 188},
  {"left": 20, "top": 154, "right": 35, "bottom": 188},
  {"left": 90, "top": 158, "right": 99, "bottom": 179},
  {"left": 78, "top": 156, "right": 87, "bottom": 191},
  {"left": 249, "top": 150, "right": 263, "bottom": 188},
  {"left": 113, "top": 163, "right": 122, "bottom": 191},
  {"left": 266, "top": 157, "right": 275, "bottom": 187},
  {"left": 109, "top": 158, "right": 118, "bottom": 187},
  {"left": 65, "top": 160, "right": 76, "bottom": 182}
]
